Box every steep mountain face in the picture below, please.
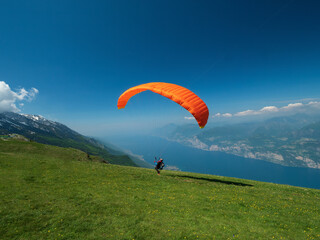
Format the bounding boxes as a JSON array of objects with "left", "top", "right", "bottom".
[
  {"left": 1, "top": 112, "right": 80, "bottom": 140},
  {"left": 0, "top": 112, "right": 137, "bottom": 166},
  {"left": 160, "top": 114, "right": 320, "bottom": 169}
]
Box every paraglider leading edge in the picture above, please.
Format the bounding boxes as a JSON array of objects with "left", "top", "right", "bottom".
[{"left": 117, "top": 82, "right": 209, "bottom": 128}]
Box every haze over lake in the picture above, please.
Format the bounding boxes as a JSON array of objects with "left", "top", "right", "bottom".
[{"left": 106, "top": 134, "right": 320, "bottom": 190}]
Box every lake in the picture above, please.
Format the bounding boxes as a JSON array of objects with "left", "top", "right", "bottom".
[{"left": 105, "top": 134, "right": 320, "bottom": 190}]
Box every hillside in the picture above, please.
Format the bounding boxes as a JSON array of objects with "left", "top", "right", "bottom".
[
  {"left": 0, "top": 112, "right": 137, "bottom": 166},
  {"left": 161, "top": 114, "right": 320, "bottom": 169},
  {"left": 1, "top": 139, "right": 319, "bottom": 239}
]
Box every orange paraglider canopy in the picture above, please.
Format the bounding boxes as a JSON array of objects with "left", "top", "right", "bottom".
[{"left": 117, "top": 82, "right": 209, "bottom": 128}]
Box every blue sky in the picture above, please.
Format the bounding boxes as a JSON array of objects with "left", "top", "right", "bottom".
[{"left": 1, "top": 0, "right": 320, "bottom": 136}]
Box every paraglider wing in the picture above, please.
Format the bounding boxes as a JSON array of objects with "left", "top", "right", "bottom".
[{"left": 117, "top": 82, "right": 209, "bottom": 128}]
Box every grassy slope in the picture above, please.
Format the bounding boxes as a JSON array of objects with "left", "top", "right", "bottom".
[
  {"left": 26, "top": 134, "right": 137, "bottom": 167},
  {"left": 0, "top": 140, "right": 319, "bottom": 240}
]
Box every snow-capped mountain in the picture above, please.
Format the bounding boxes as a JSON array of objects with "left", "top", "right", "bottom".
[
  {"left": 0, "top": 112, "right": 79, "bottom": 138},
  {"left": 0, "top": 112, "right": 137, "bottom": 166}
]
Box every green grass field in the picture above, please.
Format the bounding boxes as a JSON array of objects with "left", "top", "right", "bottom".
[{"left": 1, "top": 139, "right": 320, "bottom": 239}]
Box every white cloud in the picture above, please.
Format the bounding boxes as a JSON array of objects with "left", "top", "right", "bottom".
[
  {"left": 222, "top": 113, "right": 232, "bottom": 117},
  {"left": 234, "top": 110, "right": 256, "bottom": 117},
  {"left": 28, "top": 88, "right": 39, "bottom": 100},
  {"left": 213, "top": 112, "right": 232, "bottom": 118},
  {"left": 234, "top": 106, "right": 279, "bottom": 117},
  {"left": 184, "top": 116, "right": 194, "bottom": 120},
  {"left": 0, "top": 81, "right": 39, "bottom": 113},
  {"left": 281, "top": 103, "right": 303, "bottom": 110},
  {"left": 260, "top": 106, "right": 278, "bottom": 112},
  {"left": 215, "top": 101, "right": 320, "bottom": 119},
  {"left": 307, "top": 101, "right": 320, "bottom": 108}
]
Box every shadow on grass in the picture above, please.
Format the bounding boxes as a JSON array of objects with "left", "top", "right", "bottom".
[{"left": 169, "top": 174, "right": 254, "bottom": 187}]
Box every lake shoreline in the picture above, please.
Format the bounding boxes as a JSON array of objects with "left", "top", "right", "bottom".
[{"left": 104, "top": 134, "right": 320, "bottom": 190}]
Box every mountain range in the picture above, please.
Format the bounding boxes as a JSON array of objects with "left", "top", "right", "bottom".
[
  {"left": 156, "top": 114, "right": 320, "bottom": 169},
  {"left": 0, "top": 112, "right": 149, "bottom": 167},
  {"left": 2, "top": 111, "right": 319, "bottom": 169}
]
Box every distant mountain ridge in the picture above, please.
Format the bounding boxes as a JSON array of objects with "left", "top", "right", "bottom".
[
  {"left": 0, "top": 112, "right": 137, "bottom": 166},
  {"left": 158, "top": 114, "right": 320, "bottom": 169}
]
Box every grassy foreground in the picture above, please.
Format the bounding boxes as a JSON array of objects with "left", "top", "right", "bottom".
[{"left": 0, "top": 140, "right": 320, "bottom": 239}]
